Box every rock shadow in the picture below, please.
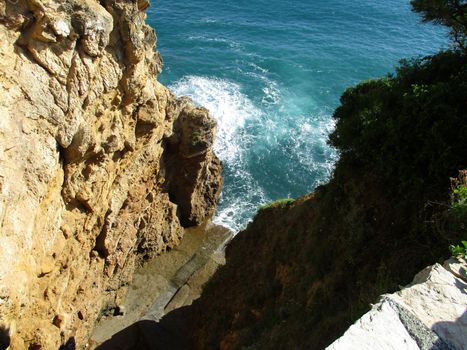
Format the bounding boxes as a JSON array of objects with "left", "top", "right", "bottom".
[
  {"left": 59, "top": 337, "right": 76, "bottom": 350},
  {"left": 454, "top": 276, "right": 467, "bottom": 295},
  {"left": 0, "top": 325, "right": 9, "bottom": 350},
  {"left": 96, "top": 306, "right": 193, "bottom": 350},
  {"left": 431, "top": 309, "right": 467, "bottom": 350}
]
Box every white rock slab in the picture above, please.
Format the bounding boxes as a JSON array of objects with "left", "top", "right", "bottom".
[
  {"left": 390, "top": 263, "right": 467, "bottom": 350},
  {"left": 444, "top": 257, "right": 467, "bottom": 283},
  {"left": 327, "top": 261, "right": 467, "bottom": 350},
  {"left": 326, "top": 299, "right": 421, "bottom": 350}
]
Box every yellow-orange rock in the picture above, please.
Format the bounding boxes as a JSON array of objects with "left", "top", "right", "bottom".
[{"left": 0, "top": 0, "right": 222, "bottom": 348}]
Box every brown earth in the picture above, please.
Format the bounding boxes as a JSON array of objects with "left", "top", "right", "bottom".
[{"left": 183, "top": 170, "right": 465, "bottom": 350}]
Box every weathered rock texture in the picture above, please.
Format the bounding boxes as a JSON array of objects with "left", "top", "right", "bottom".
[
  {"left": 0, "top": 0, "right": 222, "bottom": 348},
  {"left": 326, "top": 261, "right": 467, "bottom": 350}
]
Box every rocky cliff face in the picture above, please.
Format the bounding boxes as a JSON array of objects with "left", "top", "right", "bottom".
[{"left": 0, "top": 0, "right": 222, "bottom": 348}]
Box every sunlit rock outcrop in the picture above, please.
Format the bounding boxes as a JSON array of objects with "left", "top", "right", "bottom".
[{"left": 0, "top": 0, "right": 221, "bottom": 348}]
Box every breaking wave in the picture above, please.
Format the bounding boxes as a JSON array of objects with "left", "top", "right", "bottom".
[{"left": 169, "top": 75, "right": 337, "bottom": 232}]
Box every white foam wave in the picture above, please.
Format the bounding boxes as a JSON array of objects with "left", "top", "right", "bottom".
[
  {"left": 248, "top": 62, "right": 269, "bottom": 74},
  {"left": 212, "top": 169, "right": 268, "bottom": 231},
  {"left": 187, "top": 35, "right": 226, "bottom": 42},
  {"left": 262, "top": 83, "right": 281, "bottom": 105},
  {"left": 168, "top": 75, "right": 337, "bottom": 233},
  {"left": 169, "top": 76, "right": 267, "bottom": 232},
  {"left": 242, "top": 68, "right": 281, "bottom": 106},
  {"left": 288, "top": 115, "right": 338, "bottom": 187}
]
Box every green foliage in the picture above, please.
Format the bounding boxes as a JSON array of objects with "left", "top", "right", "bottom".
[
  {"left": 439, "top": 174, "right": 467, "bottom": 252},
  {"left": 434, "top": 171, "right": 467, "bottom": 241},
  {"left": 329, "top": 50, "right": 467, "bottom": 199},
  {"left": 450, "top": 182, "right": 467, "bottom": 222},
  {"left": 318, "top": 56, "right": 467, "bottom": 335},
  {"left": 452, "top": 184, "right": 467, "bottom": 207},
  {"left": 259, "top": 198, "right": 295, "bottom": 211},
  {"left": 449, "top": 240, "right": 467, "bottom": 257},
  {"left": 410, "top": 0, "right": 467, "bottom": 50}
]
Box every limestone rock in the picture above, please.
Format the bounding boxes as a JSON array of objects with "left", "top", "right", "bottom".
[
  {"left": 391, "top": 264, "right": 467, "bottom": 350},
  {"left": 165, "top": 100, "right": 223, "bottom": 226},
  {"left": 326, "top": 299, "right": 422, "bottom": 350},
  {"left": 0, "top": 0, "right": 222, "bottom": 348},
  {"left": 327, "top": 263, "right": 467, "bottom": 350},
  {"left": 443, "top": 257, "right": 467, "bottom": 282}
]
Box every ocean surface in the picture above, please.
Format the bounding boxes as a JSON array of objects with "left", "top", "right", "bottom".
[{"left": 147, "top": 0, "right": 448, "bottom": 232}]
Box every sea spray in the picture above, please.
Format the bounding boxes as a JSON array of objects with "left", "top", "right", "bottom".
[{"left": 170, "top": 76, "right": 338, "bottom": 232}]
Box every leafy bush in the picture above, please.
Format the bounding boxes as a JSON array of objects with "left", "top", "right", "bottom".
[
  {"left": 330, "top": 50, "right": 467, "bottom": 200},
  {"left": 449, "top": 241, "right": 467, "bottom": 258},
  {"left": 452, "top": 184, "right": 467, "bottom": 207}
]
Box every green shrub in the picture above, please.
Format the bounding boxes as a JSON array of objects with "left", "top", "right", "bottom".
[
  {"left": 330, "top": 50, "right": 467, "bottom": 199},
  {"left": 259, "top": 198, "right": 295, "bottom": 211},
  {"left": 453, "top": 184, "right": 467, "bottom": 207},
  {"left": 449, "top": 241, "right": 467, "bottom": 258}
]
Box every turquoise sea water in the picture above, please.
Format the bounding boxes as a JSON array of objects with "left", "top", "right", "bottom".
[{"left": 147, "top": 0, "right": 448, "bottom": 232}]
